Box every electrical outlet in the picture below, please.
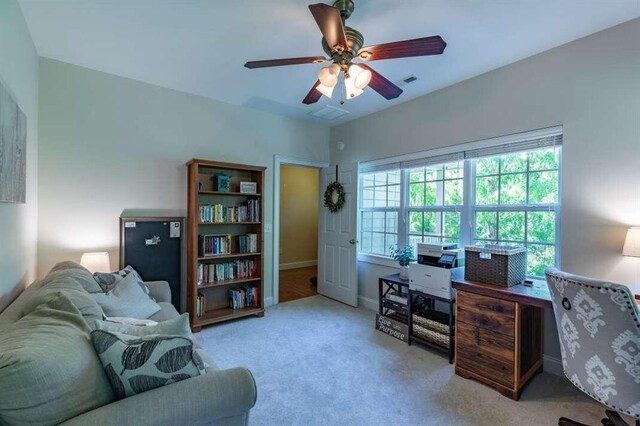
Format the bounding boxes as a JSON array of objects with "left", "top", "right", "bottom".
[{"left": 264, "top": 224, "right": 272, "bottom": 233}]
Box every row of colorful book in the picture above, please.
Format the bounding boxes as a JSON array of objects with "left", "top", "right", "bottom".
[
  {"left": 196, "top": 292, "right": 206, "bottom": 318},
  {"left": 236, "top": 234, "right": 259, "bottom": 254},
  {"left": 197, "top": 259, "right": 258, "bottom": 284},
  {"left": 198, "top": 234, "right": 232, "bottom": 256},
  {"left": 199, "top": 200, "right": 260, "bottom": 223},
  {"left": 229, "top": 286, "right": 258, "bottom": 310}
]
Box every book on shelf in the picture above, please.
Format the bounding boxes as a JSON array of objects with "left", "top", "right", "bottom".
[
  {"left": 199, "top": 200, "right": 260, "bottom": 224},
  {"left": 196, "top": 292, "right": 206, "bottom": 318},
  {"left": 198, "top": 234, "right": 232, "bottom": 256},
  {"left": 228, "top": 286, "right": 259, "bottom": 310},
  {"left": 197, "top": 259, "right": 258, "bottom": 285},
  {"left": 235, "top": 234, "right": 258, "bottom": 254}
]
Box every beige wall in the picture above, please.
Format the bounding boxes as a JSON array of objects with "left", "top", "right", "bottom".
[
  {"left": 37, "top": 58, "right": 329, "bottom": 303},
  {"left": 0, "top": 0, "right": 39, "bottom": 311},
  {"left": 331, "top": 19, "right": 640, "bottom": 361},
  {"left": 279, "top": 165, "right": 319, "bottom": 268}
]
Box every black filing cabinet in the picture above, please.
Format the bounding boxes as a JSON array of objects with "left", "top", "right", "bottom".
[{"left": 119, "top": 213, "right": 186, "bottom": 313}]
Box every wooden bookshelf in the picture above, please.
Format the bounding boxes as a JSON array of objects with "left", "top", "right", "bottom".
[{"left": 187, "top": 159, "right": 266, "bottom": 331}]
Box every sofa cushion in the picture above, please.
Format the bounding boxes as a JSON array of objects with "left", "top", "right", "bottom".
[
  {"left": 92, "top": 272, "right": 161, "bottom": 319},
  {"left": 91, "top": 330, "right": 206, "bottom": 399},
  {"left": 50, "top": 261, "right": 104, "bottom": 293},
  {"left": 94, "top": 265, "right": 154, "bottom": 300},
  {"left": 95, "top": 313, "right": 192, "bottom": 338},
  {"left": 21, "top": 267, "right": 106, "bottom": 329},
  {"left": 0, "top": 295, "right": 115, "bottom": 426},
  {"left": 148, "top": 302, "right": 180, "bottom": 322}
]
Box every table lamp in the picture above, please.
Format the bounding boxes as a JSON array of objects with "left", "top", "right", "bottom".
[
  {"left": 622, "top": 227, "right": 640, "bottom": 257},
  {"left": 80, "top": 252, "right": 111, "bottom": 273}
]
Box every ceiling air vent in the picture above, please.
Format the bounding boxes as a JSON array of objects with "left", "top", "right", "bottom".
[
  {"left": 396, "top": 75, "right": 418, "bottom": 87},
  {"left": 309, "top": 105, "right": 350, "bottom": 121}
]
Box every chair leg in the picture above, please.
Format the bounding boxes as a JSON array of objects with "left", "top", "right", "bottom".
[
  {"left": 559, "top": 417, "right": 590, "bottom": 426},
  {"left": 603, "top": 410, "right": 633, "bottom": 426}
]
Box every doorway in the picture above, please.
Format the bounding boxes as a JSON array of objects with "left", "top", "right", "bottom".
[
  {"left": 278, "top": 164, "right": 320, "bottom": 303},
  {"left": 272, "top": 156, "right": 329, "bottom": 305}
]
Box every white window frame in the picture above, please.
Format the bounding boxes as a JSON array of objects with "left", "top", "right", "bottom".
[{"left": 357, "top": 126, "right": 563, "bottom": 276}]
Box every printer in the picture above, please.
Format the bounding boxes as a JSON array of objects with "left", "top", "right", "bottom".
[{"left": 410, "top": 243, "right": 465, "bottom": 300}]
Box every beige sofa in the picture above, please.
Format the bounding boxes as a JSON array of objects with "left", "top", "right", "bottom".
[{"left": 0, "top": 261, "right": 257, "bottom": 426}]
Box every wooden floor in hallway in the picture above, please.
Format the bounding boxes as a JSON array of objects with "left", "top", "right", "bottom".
[{"left": 279, "top": 266, "right": 318, "bottom": 303}]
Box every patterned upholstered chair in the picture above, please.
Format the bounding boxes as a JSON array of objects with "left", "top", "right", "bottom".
[{"left": 545, "top": 268, "right": 640, "bottom": 426}]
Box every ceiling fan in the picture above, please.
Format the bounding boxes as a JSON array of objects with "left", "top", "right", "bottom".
[{"left": 244, "top": 0, "right": 447, "bottom": 105}]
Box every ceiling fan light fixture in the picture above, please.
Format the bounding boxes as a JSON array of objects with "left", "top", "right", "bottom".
[
  {"left": 318, "top": 65, "right": 340, "bottom": 87},
  {"left": 348, "top": 64, "right": 372, "bottom": 90},
  {"left": 343, "top": 73, "right": 364, "bottom": 99},
  {"left": 315, "top": 82, "right": 334, "bottom": 99}
]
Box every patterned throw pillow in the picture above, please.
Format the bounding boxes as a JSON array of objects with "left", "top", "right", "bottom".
[
  {"left": 93, "top": 265, "right": 154, "bottom": 300},
  {"left": 95, "top": 313, "right": 191, "bottom": 338},
  {"left": 91, "top": 330, "right": 205, "bottom": 399}
]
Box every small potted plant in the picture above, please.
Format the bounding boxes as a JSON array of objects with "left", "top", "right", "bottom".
[{"left": 390, "top": 245, "right": 415, "bottom": 280}]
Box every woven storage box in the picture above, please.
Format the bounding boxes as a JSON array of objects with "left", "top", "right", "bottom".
[
  {"left": 465, "top": 245, "right": 526, "bottom": 287},
  {"left": 412, "top": 314, "right": 450, "bottom": 348}
]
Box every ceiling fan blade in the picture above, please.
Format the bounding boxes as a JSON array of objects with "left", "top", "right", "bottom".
[
  {"left": 308, "top": 3, "right": 348, "bottom": 53},
  {"left": 244, "top": 56, "right": 328, "bottom": 69},
  {"left": 357, "top": 36, "right": 447, "bottom": 62},
  {"left": 358, "top": 64, "right": 403, "bottom": 100},
  {"left": 302, "top": 80, "right": 323, "bottom": 105}
]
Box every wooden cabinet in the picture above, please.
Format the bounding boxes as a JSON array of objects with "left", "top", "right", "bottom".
[
  {"left": 453, "top": 279, "right": 550, "bottom": 400},
  {"left": 186, "top": 159, "right": 266, "bottom": 331}
]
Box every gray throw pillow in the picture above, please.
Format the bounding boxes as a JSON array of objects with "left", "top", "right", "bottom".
[
  {"left": 0, "top": 295, "right": 115, "bottom": 425},
  {"left": 92, "top": 272, "right": 161, "bottom": 319},
  {"left": 93, "top": 265, "right": 155, "bottom": 300},
  {"left": 95, "top": 313, "right": 192, "bottom": 338},
  {"left": 91, "top": 330, "right": 205, "bottom": 399}
]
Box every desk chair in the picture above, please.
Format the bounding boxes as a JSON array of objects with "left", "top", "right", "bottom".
[{"left": 545, "top": 268, "right": 640, "bottom": 426}]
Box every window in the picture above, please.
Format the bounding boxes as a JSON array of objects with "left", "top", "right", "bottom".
[
  {"left": 358, "top": 131, "right": 562, "bottom": 278},
  {"left": 472, "top": 147, "right": 560, "bottom": 276},
  {"left": 359, "top": 170, "right": 400, "bottom": 256},
  {"left": 408, "top": 162, "right": 464, "bottom": 246}
]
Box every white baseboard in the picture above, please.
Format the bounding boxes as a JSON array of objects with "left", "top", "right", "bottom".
[
  {"left": 543, "top": 354, "right": 563, "bottom": 376},
  {"left": 264, "top": 297, "right": 274, "bottom": 307},
  {"left": 279, "top": 260, "right": 317, "bottom": 271},
  {"left": 358, "top": 295, "right": 378, "bottom": 311}
]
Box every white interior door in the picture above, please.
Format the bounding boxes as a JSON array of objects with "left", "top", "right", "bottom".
[{"left": 318, "top": 163, "right": 358, "bottom": 307}]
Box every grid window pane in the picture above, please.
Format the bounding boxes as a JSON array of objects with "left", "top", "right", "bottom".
[
  {"left": 444, "top": 212, "right": 461, "bottom": 241},
  {"left": 475, "top": 211, "right": 498, "bottom": 240},
  {"left": 527, "top": 244, "right": 555, "bottom": 277},
  {"left": 476, "top": 176, "right": 499, "bottom": 205},
  {"left": 409, "top": 212, "right": 423, "bottom": 233},
  {"left": 501, "top": 152, "right": 528, "bottom": 173},
  {"left": 498, "top": 211, "right": 525, "bottom": 242},
  {"left": 445, "top": 179, "right": 463, "bottom": 206},
  {"left": 528, "top": 211, "right": 556, "bottom": 244},
  {"left": 529, "top": 148, "right": 559, "bottom": 171},
  {"left": 476, "top": 157, "right": 499, "bottom": 176},
  {"left": 529, "top": 171, "right": 558, "bottom": 204},
  {"left": 500, "top": 173, "right": 527, "bottom": 205},
  {"left": 409, "top": 182, "right": 425, "bottom": 206}
]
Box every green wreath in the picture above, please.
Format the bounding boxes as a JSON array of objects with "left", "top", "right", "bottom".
[{"left": 324, "top": 181, "right": 346, "bottom": 213}]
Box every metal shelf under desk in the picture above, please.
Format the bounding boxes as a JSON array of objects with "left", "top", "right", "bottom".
[{"left": 408, "top": 289, "right": 456, "bottom": 364}]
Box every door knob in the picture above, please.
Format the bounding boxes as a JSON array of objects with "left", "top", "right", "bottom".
[{"left": 349, "top": 239, "right": 359, "bottom": 245}]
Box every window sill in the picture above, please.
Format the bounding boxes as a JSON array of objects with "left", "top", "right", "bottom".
[{"left": 357, "top": 253, "right": 399, "bottom": 268}]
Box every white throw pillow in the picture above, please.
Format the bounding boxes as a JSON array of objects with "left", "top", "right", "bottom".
[
  {"left": 96, "top": 314, "right": 191, "bottom": 338},
  {"left": 92, "top": 272, "right": 161, "bottom": 319},
  {"left": 103, "top": 317, "right": 158, "bottom": 326}
]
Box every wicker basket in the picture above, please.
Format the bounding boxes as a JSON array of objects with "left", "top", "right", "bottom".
[
  {"left": 465, "top": 245, "right": 526, "bottom": 287},
  {"left": 412, "top": 314, "right": 451, "bottom": 348}
]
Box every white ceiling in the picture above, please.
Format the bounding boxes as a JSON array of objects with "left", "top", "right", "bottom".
[{"left": 19, "top": 0, "right": 640, "bottom": 126}]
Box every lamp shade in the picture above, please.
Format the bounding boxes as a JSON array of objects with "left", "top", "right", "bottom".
[
  {"left": 622, "top": 227, "right": 640, "bottom": 257},
  {"left": 315, "top": 82, "right": 334, "bottom": 99},
  {"left": 80, "top": 252, "right": 111, "bottom": 273}
]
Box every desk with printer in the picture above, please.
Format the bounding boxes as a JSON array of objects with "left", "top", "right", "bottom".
[{"left": 378, "top": 242, "right": 551, "bottom": 401}]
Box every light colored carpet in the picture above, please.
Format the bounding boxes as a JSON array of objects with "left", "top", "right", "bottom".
[{"left": 195, "top": 295, "right": 608, "bottom": 426}]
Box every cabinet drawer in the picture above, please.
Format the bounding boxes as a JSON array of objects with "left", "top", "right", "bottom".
[
  {"left": 457, "top": 291, "right": 515, "bottom": 336},
  {"left": 456, "top": 321, "right": 515, "bottom": 387}
]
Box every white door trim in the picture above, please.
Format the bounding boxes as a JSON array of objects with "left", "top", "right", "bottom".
[{"left": 273, "top": 155, "right": 329, "bottom": 305}]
